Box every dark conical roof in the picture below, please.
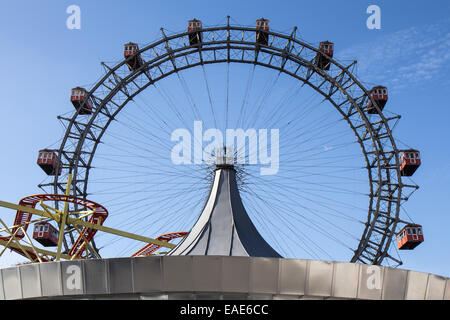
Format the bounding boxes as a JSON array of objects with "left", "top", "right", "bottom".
[{"left": 169, "top": 167, "right": 281, "bottom": 258}]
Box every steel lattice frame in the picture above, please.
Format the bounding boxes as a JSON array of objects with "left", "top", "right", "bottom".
[{"left": 38, "top": 22, "right": 418, "bottom": 265}]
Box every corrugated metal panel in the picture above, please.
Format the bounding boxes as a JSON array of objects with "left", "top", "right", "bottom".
[
  {"left": 0, "top": 257, "right": 448, "bottom": 300},
  {"left": 250, "top": 257, "right": 279, "bottom": 294},
  {"left": 279, "top": 259, "right": 307, "bottom": 296},
  {"left": 108, "top": 258, "right": 133, "bottom": 294},
  {"left": 133, "top": 256, "right": 162, "bottom": 293},
  {"left": 333, "top": 262, "right": 359, "bottom": 299},
  {"left": 425, "top": 274, "right": 446, "bottom": 300},
  {"left": 163, "top": 256, "right": 193, "bottom": 292},
  {"left": 0, "top": 269, "right": 5, "bottom": 300},
  {"left": 39, "top": 261, "right": 62, "bottom": 297},
  {"left": 19, "top": 264, "right": 41, "bottom": 299},
  {"left": 405, "top": 271, "right": 428, "bottom": 300},
  {"left": 444, "top": 279, "right": 450, "bottom": 300},
  {"left": 83, "top": 259, "right": 108, "bottom": 295},
  {"left": 382, "top": 268, "right": 408, "bottom": 300},
  {"left": 306, "top": 260, "right": 333, "bottom": 297},
  {"left": 222, "top": 256, "right": 250, "bottom": 293},
  {"left": 2, "top": 267, "right": 22, "bottom": 300},
  {"left": 192, "top": 256, "right": 222, "bottom": 292}
]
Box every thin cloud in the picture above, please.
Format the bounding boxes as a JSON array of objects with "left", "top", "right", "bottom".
[{"left": 336, "top": 19, "right": 450, "bottom": 93}]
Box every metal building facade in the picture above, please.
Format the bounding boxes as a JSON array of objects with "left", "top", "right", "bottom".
[{"left": 0, "top": 256, "right": 448, "bottom": 300}]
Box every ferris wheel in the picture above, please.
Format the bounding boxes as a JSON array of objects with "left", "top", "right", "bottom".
[{"left": 1, "top": 17, "right": 424, "bottom": 267}]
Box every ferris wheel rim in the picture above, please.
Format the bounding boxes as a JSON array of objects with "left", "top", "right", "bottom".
[{"left": 46, "top": 22, "right": 414, "bottom": 266}]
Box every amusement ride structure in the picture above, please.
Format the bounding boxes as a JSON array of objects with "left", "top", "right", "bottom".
[{"left": 0, "top": 17, "right": 427, "bottom": 276}]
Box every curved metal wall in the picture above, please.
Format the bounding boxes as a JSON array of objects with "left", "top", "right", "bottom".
[{"left": 0, "top": 256, "right": 448, "bottom": 300}]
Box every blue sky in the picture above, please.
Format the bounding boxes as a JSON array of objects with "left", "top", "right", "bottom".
[{"left": 0, "top": 0, "right": 449, "bottom": 277}]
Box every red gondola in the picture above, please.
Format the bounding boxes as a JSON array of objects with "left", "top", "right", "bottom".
[
  {"left": 317, "top": 41, "right": 334, "bottom": 70},
  {"left": 70, "top": 87, "right": 93, "bottom": 115},
  {"left": 124, "top": 42, "right": 144, "bottom": 71},
  {"left": 188, "top": 19, "right": 202, "bottom": 46},
  {"left": 256, "top": 18, "right": 270, "bottom": 45},
  {"left": 400, "top": 149, "right": 421, "bottom": 176},
  {"left": 33, "top": 222, "right": 59, "bottom": 247},
  {"left": 396, "top": 224, "right": 424, "bottom": 250},
  {"left": 367, "top": 86, "right": 388, "bottom": 114},
  {"left": 37, "top": 149, "right": 61, "bottom": 176}
]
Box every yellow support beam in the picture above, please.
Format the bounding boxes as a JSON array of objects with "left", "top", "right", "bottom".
[
  {"left": 38, "top": 203, "right": 61, "bottom": 222},
  {"left": 0, "top": 229, "right": 21, "bottom": 258},
  {"left": 39, "top": 201, "right": 62, "bottom": 214},
  {"left": 0, "top": 216, "right": 48, "bottom": 234},
  {"left": 0, "top": 239, "right": 72, "bottom": 260},
  {"left": 0, "top": 200, "right": 175, "bottom": 249},
  {"left": 0, "top": 219, "right": 34, "bottom": 262},
  {"left": 56, "top": 173, "right": 73, "bottom": 261},
  {"left": 65, "top": 216, "right": 175, "bottom": 249},
  {"left": 0, "top": 201, "right": 56, "bottom": 221},
  {"left": 21, "top": 227, "right": 43, "bottom": 263},
  {"left": 70, "top": 224, "right": 101, "bottom": 260}
]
